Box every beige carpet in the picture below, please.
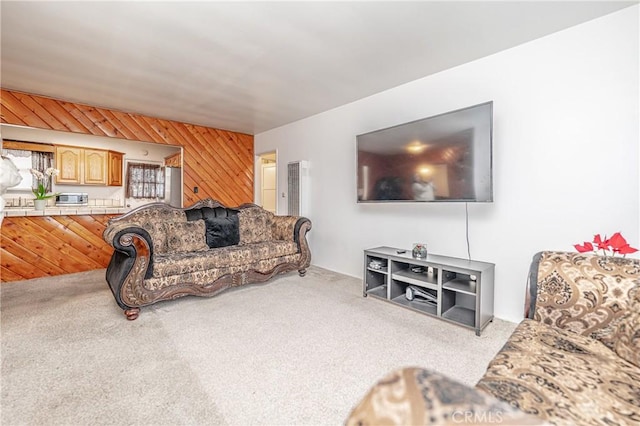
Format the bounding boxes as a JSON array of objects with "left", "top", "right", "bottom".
[{"left": 1, "top": 266, "right": 517, "bottom": 425}]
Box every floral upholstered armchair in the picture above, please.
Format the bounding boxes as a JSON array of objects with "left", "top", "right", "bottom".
[{"left": 477, "top": 251, "right": 640, "bottom": 425}]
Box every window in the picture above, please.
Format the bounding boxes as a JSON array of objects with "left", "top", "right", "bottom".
[{"left": 126, "top": 162, "right": 165, "bottom": 199}]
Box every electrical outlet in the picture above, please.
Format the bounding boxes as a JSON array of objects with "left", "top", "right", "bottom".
[{"left": 193, "top": 186, "right": 199, "bottom": 193}]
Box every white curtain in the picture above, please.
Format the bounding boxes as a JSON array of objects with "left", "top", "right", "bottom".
[{"left": 126, "top": 163, "right": 165, "bottom": 199}]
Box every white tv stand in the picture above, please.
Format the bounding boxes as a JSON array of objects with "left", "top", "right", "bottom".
[{"left": 363, "top": 246, "right": 495, "bottom": 336}]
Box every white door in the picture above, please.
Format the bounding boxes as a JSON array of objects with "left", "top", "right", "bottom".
[{"left": 261, "top": 163, "right": 276, "bottom": 214}]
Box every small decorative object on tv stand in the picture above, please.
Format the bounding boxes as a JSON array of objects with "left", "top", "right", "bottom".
[
  {"left": 412, "top": 243, "right": 427, "bottom": 259},
  {"left": 363, "top": 246, "right": 495, "bottom": 336}
]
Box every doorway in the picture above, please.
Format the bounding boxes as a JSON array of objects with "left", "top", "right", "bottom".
[{"left": 256, "top": 151, "right": 277, "bottom": 214}]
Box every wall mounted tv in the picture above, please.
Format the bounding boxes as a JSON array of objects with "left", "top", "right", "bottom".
[{"left": 356, "top": 101, "right": 493, "bottom": 203}]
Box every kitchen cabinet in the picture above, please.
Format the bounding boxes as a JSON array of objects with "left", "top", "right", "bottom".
[
  {"left": 164, "top": 151, "right": 181, "bottom": 168},
  {"left": 108, "top": 151, "right": 124, "bottom": 186},
  {"left": 83, "top": 149, "right": 108, "bottom": 185},
  {"left": 55, "top": 146, "right": 121, "bottom": 186},
  {"left": 55, "top": 146, "right": 83, "bottom": 184}
]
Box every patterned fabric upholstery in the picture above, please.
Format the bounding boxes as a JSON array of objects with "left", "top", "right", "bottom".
[
  {"left": 102, "top": 205, "right": 187, "bottom": 255},
  {"left": 238, "top": 207, "right": 274, "bottom": 244},
  {"left": 476, "top": 319, "right": 640, "bottom": 426},
  {"left": 614, "top": 285, "right": 640, "bottom": 367},
  {"left": 144, "top": 253, "right": 302, "bottom": 291},
  {"left": 346, "top": 367, "right": 544, "bottom": 426},
  {"left": 272, "top": 216, "right": 300, "bottom": 240},
  {"left": 103, "top": 209, "right": 187, "bottom": 245},
  {"left": 152, "top": 241, "right": 299, "bottom": 278},
  {"left": 149, "top": 222, "right": 169, "bottom": 254},
  {"left": 475, "top": 251, "right": 640, "bottom": 426},
  {"left": 531, "top": 251, "right": 640, "bottom": 351},
  {"left": 116, "top": 204, "right": 187, "bottom": 225},
  {"left": 163, "top": 220, "right": 209, "bottom": 253}
]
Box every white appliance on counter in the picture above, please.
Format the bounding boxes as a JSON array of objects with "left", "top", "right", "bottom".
[{"left": 163, "top": 167, "right": 182, "bottom": 208}]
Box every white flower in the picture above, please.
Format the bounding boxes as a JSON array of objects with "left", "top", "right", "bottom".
[
  {"left": 45, "top": 167, "right": 60, "bottom": 177},
  {"left": 30, "top": 169, "right": 45, "bottom": 180}
]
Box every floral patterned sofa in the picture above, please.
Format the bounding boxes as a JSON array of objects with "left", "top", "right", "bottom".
[
  {"left": 103, "top": 199, "right": 311, "bottom": 320},
  {"left": 347, "top": 251, "right": 640, "bottom": 425}
]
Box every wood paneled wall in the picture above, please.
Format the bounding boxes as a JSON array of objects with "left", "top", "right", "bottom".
[
  {"left": 0, "top": 89, "right": 254, "bottom": 207},
  {"left": 0, "top": 88, "right": 254, "bottom": 282},
  {"left": 1, "top": 215, "right": 117, "bottom": 282}
]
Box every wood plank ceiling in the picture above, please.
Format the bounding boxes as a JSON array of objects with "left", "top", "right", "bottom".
[{"left": 0, "top": 88, "right": 255, "bottom": 282}]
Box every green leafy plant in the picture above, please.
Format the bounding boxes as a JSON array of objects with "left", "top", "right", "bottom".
[{"left": 30, "top": 168, "right": 59, "bottom": 200}]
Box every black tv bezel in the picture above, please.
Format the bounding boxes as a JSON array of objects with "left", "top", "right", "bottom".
[{"left": 356, "top": 101, "right": 494, "bottom": 204}]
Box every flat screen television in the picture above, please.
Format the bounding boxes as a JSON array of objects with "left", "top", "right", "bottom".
[{"left": 356, "top": 101, "right": 493, "bottom": 203}]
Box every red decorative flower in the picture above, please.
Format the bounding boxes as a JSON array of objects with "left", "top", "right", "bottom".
[
  {"left": 574, "top": 242, "right": 593, "bottom": 253},
  {"left": 574, "top": 232, "right": 638, "bottom": 257},
  {"left": 593, "top": 234, "right": 609, "bottom": 251}
]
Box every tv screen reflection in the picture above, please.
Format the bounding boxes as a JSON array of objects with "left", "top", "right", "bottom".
[{"left": 356, "top": 102, "right": 493, "bottom": 203}]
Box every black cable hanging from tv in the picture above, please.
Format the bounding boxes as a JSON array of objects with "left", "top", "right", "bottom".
[{"left": 465, "top": 202, "right": 471, "bottom": 261}]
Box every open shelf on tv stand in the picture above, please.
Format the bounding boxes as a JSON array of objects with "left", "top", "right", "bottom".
[{"left": 363, "top": 246, "right": 495, "bottom": 336}]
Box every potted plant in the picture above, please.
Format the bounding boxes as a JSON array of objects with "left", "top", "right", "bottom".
[{"left": 30, "top": 168, "right": 59, "bottom": 210}]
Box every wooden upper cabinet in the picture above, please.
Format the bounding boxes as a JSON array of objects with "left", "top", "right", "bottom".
[
  {"left": 55, "top": 146, "right": 82, "bottom": 184},
  {"left": 84, "top": 149, "right": 108, "bottom": 185},
  {"left": 55, "top": 145, "right": 116, "bottom": 186},
  {"left": 108, "top": 151, "right": 124, "bottom": 186},
  {"left": 164, "top": 151, "right": 181, "bottom": 168}
]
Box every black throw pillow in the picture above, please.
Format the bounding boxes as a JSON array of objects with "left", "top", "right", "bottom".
[{"left": 204, "top": 215, "right": 240, "bottom": 248}]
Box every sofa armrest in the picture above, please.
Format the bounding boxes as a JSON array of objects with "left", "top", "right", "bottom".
[
  {"left": 107, "top": 221, "right": 151, "bottom": 242},
  {"left": 272, "top": 216, "right": 311, "bottom": 244},
  {"left": 103, "top": 223, "right": 157, "bottom": 310},
  {"left": 346, "top": 367, "right": 544, "bottom": 425},
  {"left": 528, "top": 251, "right": 640, "bottom": 348},
  {"left": 524, "top": 252, "right": 543, "bottom": 319},
  {"left": 271, "top": 215, "right": 312, "bottom": 271},
  {"left": 104, "top": 223, "right": 156, "bottom": 265}
]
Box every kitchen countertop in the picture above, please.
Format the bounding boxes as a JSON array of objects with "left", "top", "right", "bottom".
[{"left": 2, "top": 207, "right": 131, "bottom": 217}]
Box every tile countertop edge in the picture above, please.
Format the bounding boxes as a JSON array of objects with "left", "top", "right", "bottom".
[{"left": 2, "top": 207, "right": 131, "bottom": 217}]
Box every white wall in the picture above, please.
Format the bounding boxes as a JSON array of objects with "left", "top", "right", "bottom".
[{"left": 255, "top": 7, "right": 640, "bottom": 323}]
